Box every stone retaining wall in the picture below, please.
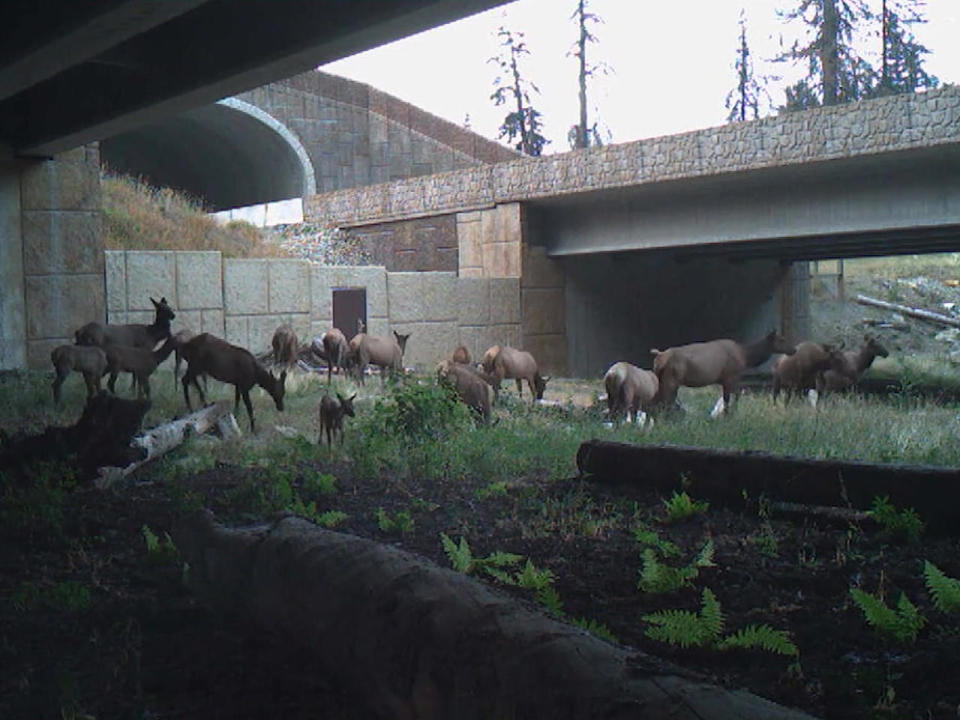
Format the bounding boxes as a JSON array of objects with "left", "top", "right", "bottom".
[{"left": 105, "top": 251, "right": 520, "bottom": 372}]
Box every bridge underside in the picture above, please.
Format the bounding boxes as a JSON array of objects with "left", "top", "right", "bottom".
[{"left": 534, "top": 144, "right": 960, "bottom": 263}]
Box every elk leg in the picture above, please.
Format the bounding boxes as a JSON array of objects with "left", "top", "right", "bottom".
[
  {"left": 141, "top": 375, "right": 150, "bottom": 400},
  {"left": 83, "top": 371, "right": 98, "bottom": 400},
  {"left": 240, "top": 390, "right": 255, "bottom": 433},
  {"left": 107, "top": 369, "right": 118, "bottom": 394},
  {"left": 52, "top": 367, "right": 68, "bottom": 404},
  {"left": 515, "top": 378, "right": 523, "bottom": 398}
]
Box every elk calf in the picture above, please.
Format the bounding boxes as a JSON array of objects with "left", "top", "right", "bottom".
[
  {"left": 318, "top": 393, "right": 356, "bottom": 446},
  {"left": 51, "top": 345, "right": 108, "bottom": 404},
  {"left": 272, "top": 324, "right": 300, "bottom": 370}
]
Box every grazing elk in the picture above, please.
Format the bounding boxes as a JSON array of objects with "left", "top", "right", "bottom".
[
  {"left": 272, "top": 324, "right": 300, "bottom": 370},
  {"left": 480, "top": 344, "right": 501, "bottom": 375},
  {"left": 603, "top": 361, "right": 659, "bottom": 426},
  {"left": 771, "top": 341, "right": 847, "bottom": 405},
  {"left": 652, "top": 330, "right": 796, "bottom": 416},
  {"left": 489, "top": 346, "right": 550, "bottom": 402},
  {"left": 321, "top": 328, "right": 350, "bottom": 383},
  {"left": 819, "top": 335, "right": 890, "bottom": 394},
  {"left": 180, "top": 333, "right": 286, "bottom": 432},
  {"left": 351, "top": 331, "right": 411, "bottom": 385},
  {"left": 103, "top": 336, "right": 178, "bottom": 399},
  {"left": 170, "top": 328, "right": 197, "bottom": 387},
  {"left": 50, "top": 345, "right": 108, "bottom": 404},
  {"left": 318, "top": 392, "right": 356, "bottom": 446},
  {"left": 437, "top": 360, "right": 494, "bottom": 425}
]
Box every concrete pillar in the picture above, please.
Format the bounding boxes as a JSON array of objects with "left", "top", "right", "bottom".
[
  {"left": 0, "top": 149, "right": 26, "bottom": 369},
  {"left": 779, "top": 261, "right": 811, "bottom": 344},
  {"left": 20, "top": 145, "right": 105, "bottom": 367}
]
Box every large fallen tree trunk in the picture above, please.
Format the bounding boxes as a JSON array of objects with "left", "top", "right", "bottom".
[
  {"left": 173, "top": 513, "right": 816, "bottom": 720},
  {"left": 855, "top": 293, "right": 960, "bottom": 328},
  {"left": 96, "top": 401, "right": 232, "bottom": 488},
  {"left": 577, "top": 441, "right": 960, "bottom": 533}
]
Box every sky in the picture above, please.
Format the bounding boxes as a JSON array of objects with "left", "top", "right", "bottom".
[{"left": 324, "top": 0, "right": 959, "bottom": 153}]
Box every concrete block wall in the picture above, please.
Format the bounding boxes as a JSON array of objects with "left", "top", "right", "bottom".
[
  {"left": 223, "top": 258, "right": 311, "bottom": 352},
  {"left": 521, "top": 244, "right": 567, "bottom": 375},
  {"left": 310, "top": 265, "right": 388, "bottom": 339},
  {"left": 20, "top": 146, "right": 105, "bottom": 367}
]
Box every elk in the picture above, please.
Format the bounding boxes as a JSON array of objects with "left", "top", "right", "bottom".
[
  {"left": 819, "top": 335, "right": 890, "bottom": 394},
  {"left": 170, "top": 328, "right": 197, "bottom": 387},
  {"left": 50, "top": 345, "right": 108, "bottom": 404},
  {"left": 75, "top": 297, "right": 175, "bottom": 351},
  {"left": 603, "top": 361, "right": 659, "bottom": 426},
  {"left": 103, "top": 336, "right": 178, "bottom": 399},
  {"left": 272, "top": 324, "right": 300, "bottom": 370},
  {"left": 652, "top": 330, "right": 796, "bottom": 416},
  {"left": 352, "top": 331, "right": 411, "bottom": 385},
  {"left": 321, "top": 328, "right": 350, "bottom": 383},
  {"left": 180, "top": 333, "right": 286, "bottom": 432},
  {"left": 489, "top": 346, "right": 550, "bottom": 402},
  {"left": 437, "top": 360, "right": 494, "bottom": 425},
  {"left": 480, "top": 344, "right": 501, "bottom": 375},
  {"left": 318, "top": 392, "right": 356, "bottom": 446},
  {"left": 771, "top": 341, "right": 847, "bottom": 405},
  {"left": 451, "top": 345, "right": 472, "bottom": 365}
]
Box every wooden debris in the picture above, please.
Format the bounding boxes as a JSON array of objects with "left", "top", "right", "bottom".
[
  {"left": 855, "top": 294, "right": 960, "bottom": 328},
  {"left": 96, "top": 401, "right": 231, "bottom": 488}
]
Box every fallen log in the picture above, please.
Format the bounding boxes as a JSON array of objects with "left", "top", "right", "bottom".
[
  {"left": 854, "top": 293, "right": 960, "bottom": 328},
  {"left": 577, "top": 441, "right": 960, "bottom": 534},
  {"left": 96, "top": 401, "right": 231, "bottom": 488},
  {"left": 172, "top": 512, "right": 816, "bottom": 720}
]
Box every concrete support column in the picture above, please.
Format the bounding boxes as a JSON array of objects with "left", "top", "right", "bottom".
[
  {"left": 779, "top": 260, "right": 811, "bottom": 344},
  {"left": 0, "top": 149, "right": 25, "bottom": 369},
  {"left": 21, "top": 145, "right": 104, "bottom": 368},
  {"left": 521, "top": 243, "right": 566, "bottom": 375}
]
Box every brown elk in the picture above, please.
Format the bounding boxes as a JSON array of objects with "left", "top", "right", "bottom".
[
  {"left": 272, "top": 324, "right": 300, "bottom": 370},
  {"left": 170, "top": 328, "right": 196, "bottom": 387},
  {"left": 180, "top": 333, "right": 286, "bottom": 432},
  {"left": 75, "top": 297, "right": 175, "bottom": 350},
  {"left": 437, "top": 360, "right": 494, "bottom": 425},
  {"left": 352, "top": 331, "right": 411, "bottom": 385},
  {"left": 321, "top": 328, "right": 350, "bottom": 383},
  {"left": 771, "top": 341, "right": 847, "bottom": 404},
  {"left": 451, "top": 345, "right": 472, "bottom": 365},
  {"left": 51, "top": 345, "right": 108, "bottom": 404},
  {"left": 603, "top": 361, "right": 659, "bottom": 425},
  {"left": 489, "top": 346, "right": 550, "bottom": 402},
  {"left": 480, "top": 344, "right": 501, "bottom": 375},
  {"left": 652, "top": 330, "right": 796, "bottom": 416},
  {"left": 103, "top": 336, "right": 178, "bottom": 399},
  {"left": 318, "top": 392, "right": 356, "bottom": 446},
  {"left": 819, "top": 335, "right": 890, "bottom": 394}
]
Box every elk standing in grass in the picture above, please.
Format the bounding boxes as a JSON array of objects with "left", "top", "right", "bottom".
[
  {"left": 819, "top": 335, "right": 889, "bottom": 394},
  {"left": 104, "top": 336, "right": 178, "bottom": 399},
  {"left": 51, "top": 345, "right": 108, "bottom": 404},
  {"left": 603, "top": 361, "right": 659, "bottom": 425},
  {"left": 318, "top": 392, "right": 356, "bottom": 446},
  {"left": 321, "top": 328, "right": 350, "bottom": 383},
  {"left": 272, "top": 324, "right": 300, "bottom": 370},
  {"left": 180, "top": 333, "right": 286, "bottom": 432},
  {"left": 352, "top": 331, "right": 411, "bottom": 385},
  {"left": 771, "top": 341, "right": 847, "bottom": 405},
  {"left": 437, "top": 360, "right": 494, "bottom": 425},
  {"left": 489, "top": 346, "right": 550, "bottom": 402},
  {"left": 652, "top": 330, "right": 796, "bottom": 416}
]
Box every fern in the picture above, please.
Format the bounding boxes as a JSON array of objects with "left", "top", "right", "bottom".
[
  {"left": 924, "top": 561, "right": 960, "bottom": 615},
  {"left": 718, "top": 625, "right": 799, "bottom": 656},
  {"left": 693, "top": 539, "right": 716, "bottom": 568},
  {"left": 850, "top": 588, "right": 927, "bottom": 644},
  {"left": 662, "top": 491, "right": 709, "bottom": 523},
  {"left": 573, "top": 617, "right": 618, "bottom": 644},
  {"left": 638, "top": 548, "right": 698, "bottom": 593},
  {"left": 633, "top": 523, "right": 681, "bottom": 558},
  {"left": 537, "top": 585, "right": 565, "bottom": 616},
  {"left": 440, "top": 532, "right": 473, "bottom": 573},
  {"left": 643, "top": 588, "right": 724, "bottom": 648},
  {"left": 515, "top": 559, "right": 555, "bottom": 591}
]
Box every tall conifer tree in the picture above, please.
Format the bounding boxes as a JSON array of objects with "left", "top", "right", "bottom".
[
  {"left": 725, "top": 10, "right": 773, "bottom": 122},
  {"left": 875, "top": 0, "right": 938, "bottom": 96},
  {"left": 489, "top": 27, "right": 548, "bottom": 157},
  {"left": 568, "top": 0, "right": 609, "bottom": 149}
]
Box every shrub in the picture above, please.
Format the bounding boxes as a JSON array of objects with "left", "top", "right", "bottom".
[{"left": 869, "top": 496, "right": 924, "bottom": 543}]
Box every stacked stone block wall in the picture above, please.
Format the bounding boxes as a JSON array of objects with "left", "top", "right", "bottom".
[{"left": 21, "top": 146, "right": 105, "bottom": 367}]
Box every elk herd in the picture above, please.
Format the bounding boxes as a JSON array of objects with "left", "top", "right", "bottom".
[{"left": 50, "top": 295, "right": 891, "bottom": 445}]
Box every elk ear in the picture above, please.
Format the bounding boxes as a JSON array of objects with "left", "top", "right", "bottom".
[
  {"left": 542, "top": 375, "right": 551, "bottom": 383},
  {"left": 151, "top": 297, "right": 159, "bottom": 308},
  {"left": 348, "top": 393, "right": 357, "bottom": 402},
  {"left": 280, "top": 370, "right": 287, "bottom": 383}
]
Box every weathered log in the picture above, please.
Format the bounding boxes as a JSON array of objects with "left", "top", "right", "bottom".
[
  {"left": 173, "top": 512, "right": 816, "bottom": 720},
  {"left": 854, "top": 293, "right": 960, "bottom": 328},
  {"left": 577, "top": 440, "right": 960, "bottom": 533},
  {"left": 96, "top": 401, "right": 231, "bottom": 487}
]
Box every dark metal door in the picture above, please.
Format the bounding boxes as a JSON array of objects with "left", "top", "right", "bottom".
[{"left": 333, "top": 288, "right": 367, "bottom": 338}]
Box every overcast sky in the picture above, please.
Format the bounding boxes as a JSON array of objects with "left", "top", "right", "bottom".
[{"left": 324, "top": 0, "right": 959, "bottom": 153}]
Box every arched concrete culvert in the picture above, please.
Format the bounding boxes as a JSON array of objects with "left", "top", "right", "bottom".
[{"left": 100, "top": 99, "right": 316, "bottom": 211}]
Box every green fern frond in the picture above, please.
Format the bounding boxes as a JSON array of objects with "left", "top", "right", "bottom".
[
  {"left": 515, "top": 559, "right": 556, "bottom": 590},
  {"left": 484, "top": 551, "right": 524, "bottom": 568},
  {"left": 643, "top": 588, "right": 724, "bottom": 648},
  {"left": 699, "top": 588, "right": 725, "bottom": 638},
  {"left": 924, "top": 561, "right": 960, "bottom": 614},
  {"left": 638, "top": 548, "right": 698, "bottom": 594},
  {"left": 718, "top": 625, "right": 799, "bottom": 656},
  {"left": 484, "top": 567, "right": 517, "bottom": 585},
  {"left": 440, "top": 532, "right": 473, "bottom": 573},
  {"left": 573, "top": 617, "right": 618, "bottom": 644},
  {"left": 694, "top": 539, "right": 716, "bottom": 568},
  {"left": 633, "top": 524, "right": 681, "bottom": 557},
  {"left": 851, "top": 588, "right": 926, "bottom": 644},
  {"left": 537, "top": 585, "right": 565, "bottom": 616}
]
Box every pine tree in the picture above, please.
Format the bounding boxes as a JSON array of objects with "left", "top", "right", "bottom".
[
  {"left": 568, "top": 0, "right": 610, "bottom": 149},
  {"left": 488, "top": 27, "right": 548, "bottom": 157},
  {"left": 725, "top": 10, "right": 774, "bottom": 122},
  {"left": 874, "top": 0, "right": 938, "bottom": 96},
  {"left": 776, "top": 0, "right": 875, "bottom": 110}
]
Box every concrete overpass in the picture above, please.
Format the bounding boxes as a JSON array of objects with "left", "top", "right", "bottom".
[
  {"left": 0, "top": 0, "right": 511, "bottom": 369},
  {"left": 306, "top": 87, "right": 960, "bottom": 376}
]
